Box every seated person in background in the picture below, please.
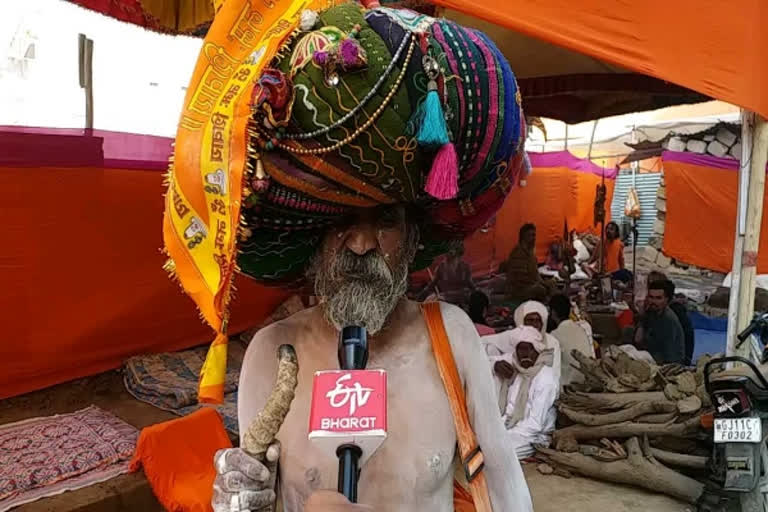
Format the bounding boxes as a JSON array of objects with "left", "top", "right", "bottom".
[
  {"left": 647, "top": 270, "right": 668, "bottom": 284},
  {"left": 418, "top": 245, "right": 474, "bottom": 305},
  {"left": 482, "top": 302, "right": 561, "bottom": 413},
  {"left": 549, "top": 294, "right": 595, "bottom": 387},
  {"left": 583, "top": 221, "right": 631, "bottom": 283},
  {"left": 634, "top": 281, "right": 685, "bottom": 364},
  {"left": 505, "top": 223, "right": 552, "bottom": 303},
  {"left": 662, "top": 279, "right": 695, "bottom": 365},
  {"left": 514, "top": 300, "right": 562, "bottom": 379},
  {"left": 488, "top": 327, "right": 559, "bottom": 459},
  {"left": 468, "top": 291, "right": 495, "bottom": 336}
]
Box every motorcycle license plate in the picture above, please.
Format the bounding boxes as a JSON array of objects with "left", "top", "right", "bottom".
[{"left": 714, "top": 417, "right": 762, "bottom": 443}]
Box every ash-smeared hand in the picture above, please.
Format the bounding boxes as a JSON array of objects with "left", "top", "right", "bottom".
[{"left": 212, "top": 442, "right": 280, "bottom": 512}]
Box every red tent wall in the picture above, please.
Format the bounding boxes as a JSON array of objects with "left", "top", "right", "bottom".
[
  {"left": 0, "top": 129, "right": 289, "bottom": 399},
  {"left": 413, "top": 152, "right": 615, "bottom": 285},
  {"left": 663, "top": 151, "right": 768, "bottom": 273}
]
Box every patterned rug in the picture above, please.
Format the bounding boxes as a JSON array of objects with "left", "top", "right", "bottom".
[
  {"left": 0, "top": 406, "right": 137, "bottom": 511},
  {"left": 123, "top": 341, "right": 245, "bottom": 435}
]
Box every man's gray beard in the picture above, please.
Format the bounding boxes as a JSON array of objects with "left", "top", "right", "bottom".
[{"left": 311, "top": 229, "right": 417, "bottom": 335}]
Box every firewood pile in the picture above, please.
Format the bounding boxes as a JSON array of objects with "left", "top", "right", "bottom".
[{"left": 536, "top": 347, "right": 721, "bottom": 504}]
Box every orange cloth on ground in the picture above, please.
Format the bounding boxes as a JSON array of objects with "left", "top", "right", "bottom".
[
  {"left": 604, "top": 239, "right": 623, "bottom": 273},
  {"left": 130, "top": 408, "right": 232, "bottom": 512},
  {"left": 663, "top": 158, "right": 768, "bottom": 273}
]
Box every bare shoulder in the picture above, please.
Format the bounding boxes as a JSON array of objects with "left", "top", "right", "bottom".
[
  {"left": 437, "top": 301, "right": 476, "bottom": 336},
  {"left": 242, "top": 307, "right": 320, "bottom": 370},
  {"left": 435, "top": 302, "right": 486, "bottom": 382}
]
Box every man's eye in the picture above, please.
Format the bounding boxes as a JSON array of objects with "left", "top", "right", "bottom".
[{"left": 378, "top": 209, "right": 401, "bottom": 227}]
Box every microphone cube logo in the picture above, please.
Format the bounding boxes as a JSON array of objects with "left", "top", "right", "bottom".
[{"left": 309, "top": 370, "right": 387, "bottom": 433}]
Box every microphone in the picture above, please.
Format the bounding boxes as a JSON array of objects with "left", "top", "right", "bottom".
[{"left": 308, "top": 326, "right": 387, "bottom": 503}]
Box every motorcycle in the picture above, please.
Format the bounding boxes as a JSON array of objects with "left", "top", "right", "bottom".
[{"left": 701, "top": 313, "right": 768, "bottom": 511}]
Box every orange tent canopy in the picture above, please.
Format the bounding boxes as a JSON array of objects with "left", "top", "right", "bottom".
[
  {"left": 436, "top": 0, "right": 767, "bottom": 120},
  {"left": 65, "top": 0, "right": 768, "bottom": 123}
]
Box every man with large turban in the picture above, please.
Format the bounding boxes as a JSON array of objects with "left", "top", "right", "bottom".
[{"left": 165, "top": 2, "right": 530, "bottom": 510}]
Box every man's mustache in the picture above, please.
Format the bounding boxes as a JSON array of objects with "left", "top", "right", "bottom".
[{"left": 335, "top": 251, "right": 392, "bottom": 281}]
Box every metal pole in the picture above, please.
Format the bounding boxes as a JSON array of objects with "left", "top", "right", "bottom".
[
  {"left": 78, "top": 34, "right": 94, "bottom": 131},
  {"left": 587, "top": 119, "right": 598, "bottom": 160},
  {"left": 564, "top": 122, "right": 569, "bottom": 151}
]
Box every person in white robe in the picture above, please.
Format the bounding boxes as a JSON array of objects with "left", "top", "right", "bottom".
[
  {"left": 549, "top": 294, "right": 595, "bottom": 387},
  {"left": 485, "top": 326, "right": 559, "bottom": 459},
  {"left": 513, "top": 300, "right": 562, "bottom": 379}
]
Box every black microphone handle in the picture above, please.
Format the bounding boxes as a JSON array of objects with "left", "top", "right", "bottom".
[
  {"left": 337, "top": 326, "right": 368, "bottom": 502},
  {"left": 337, "top": 444, "right": 362, "bottom": 502}
]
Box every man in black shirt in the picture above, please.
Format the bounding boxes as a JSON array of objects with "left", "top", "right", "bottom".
[{"left": 662, "top": 279, "right": 695, "bottom": 365}]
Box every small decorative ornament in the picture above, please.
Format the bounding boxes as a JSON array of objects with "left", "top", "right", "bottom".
[
  {"left": 310, "top": 27, "right": 368, "bottom": 88},
  {"left": 300, "top": 10, "right": 319, "bottom": 31},
  {"left": 252, "top": 157, "right": 270, "bottom": 193}
]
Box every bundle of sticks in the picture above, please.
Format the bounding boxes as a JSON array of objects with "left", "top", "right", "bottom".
[{"left": 536, "top": 348, "right": 721, "bottom": 504}]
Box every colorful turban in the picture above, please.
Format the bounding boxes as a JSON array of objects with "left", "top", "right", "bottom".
[
  {"left": 162, "top": 0, "right": 526, "bottom": 402},
  {"left": 238, "top": 3, "right": 527, "bottom": 284}
]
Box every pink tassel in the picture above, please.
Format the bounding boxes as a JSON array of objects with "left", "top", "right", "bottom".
[{"left": 425, "top": 143, "right": 459, "bottom": 200}]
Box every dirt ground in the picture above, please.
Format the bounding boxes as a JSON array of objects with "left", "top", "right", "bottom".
[
  {"left": 0, "top": 371, "right": 171, "bottom": 512},
  {"left": 2, "top": 371, "right": 697, "bottom": 512},
  {"left": 525, "top": 464, "right": 694, "bottom": 512}
]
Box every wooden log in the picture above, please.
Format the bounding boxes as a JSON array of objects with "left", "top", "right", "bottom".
[
  {"left": 560, "top": 391, "right": 670, "bottom": 411},
  {"left": 650, "top": 448, "right": 709, "bottom": 470},
  {"left": 538, "top": 437, "right": 704, "bottom": 504},
  {"left": 553, "top": 416, "right": 701, "bottom": 443},
  {"left": 559, "top": 401, "right": 676, "bottom": 426},
  {"left": 635, "top": 411, "right": 678, "bottom": 424},
  {"left": 571, "top": 351, "right": 634, "bottom": 393},
  {"left": 677, "top": 395, "right": 702, "bottom": 414}
]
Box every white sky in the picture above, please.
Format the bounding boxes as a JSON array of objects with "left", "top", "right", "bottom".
[
  {"left": 0, "top": 0, "right": 740, "bottom": 149},
  {"left": 0, "top": 0, "right": 202, "bottom": 136}
]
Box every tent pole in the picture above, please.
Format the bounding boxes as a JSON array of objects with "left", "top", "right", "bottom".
[
  {"left": 726, "top": 112, "right": 768, "bottom": 359},
  {"left": 587, "top": 119, "right": 598, "bottom": 160},
  {"left": 78, "top": 34, "right": 94, "bottom": 131}
]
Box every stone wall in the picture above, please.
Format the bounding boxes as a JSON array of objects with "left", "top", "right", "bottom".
[{"left": 639, "top": 124, "right": 739, "bottom": 281}]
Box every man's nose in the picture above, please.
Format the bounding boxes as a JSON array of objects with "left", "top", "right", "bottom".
[{"left": 344, "top": 222, "right": 378, "bottom": 256}]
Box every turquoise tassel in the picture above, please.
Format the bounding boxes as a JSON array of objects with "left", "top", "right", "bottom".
[{"left": 417, "top": 88, "right": 449, "bottom": 149}]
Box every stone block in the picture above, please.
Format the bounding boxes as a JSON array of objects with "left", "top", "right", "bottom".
[
  {"left": 704, "top": 134, "right": 715, "bottom": 142},
  {"left": 730, "top": 142, "right": 742, "bottom": 159},
  {"left": 657, "top": 185, "right": 667, "bottom": 200},
  {"left": 649, "top": 236, "right": 663, "bottom": 250},
  {"left": 656, "top": 252, "right": 672, "bottom": 268},
  {"left": 666, "top": 137, "right": 687, "bottom": 152},
  {"left": 655, "top": 196, "right": 667, "bottom": 213},
  {"left": 654, "top": 218, "right": 666, "bottom": 235},
  {"left": 707, "top": 140, "right": 729, "bottom": 158},
  {"left": 716, "top": 127, "right": 738, "bottom": 147},
  {"left": 686, "top": 139, "right": 708, "bottom": 154},
  {"left": 657, "top": 211, "right": 666, "bottom": 222}
]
